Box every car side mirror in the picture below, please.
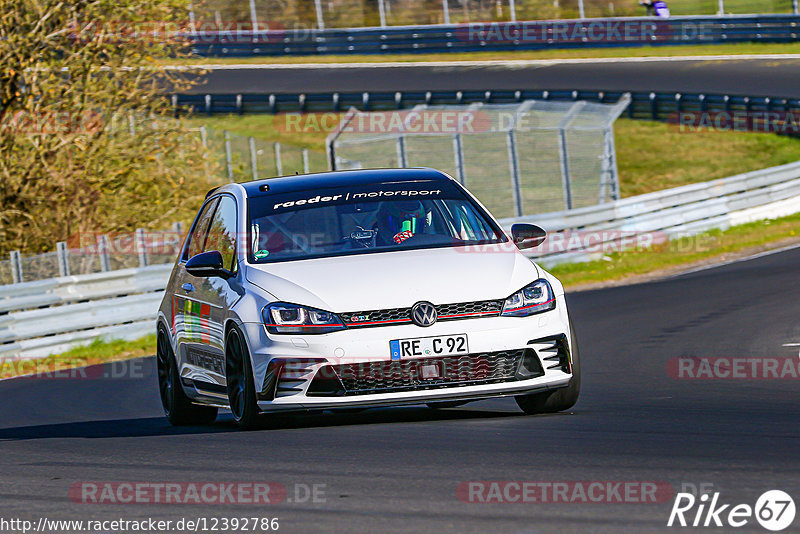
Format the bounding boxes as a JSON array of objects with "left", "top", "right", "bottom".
[
  {"left": 186, "top": 250, "right": 232, "bottom": 279},
  {"left": 511, "top": 223, "right": 547, "bottom": 250}
]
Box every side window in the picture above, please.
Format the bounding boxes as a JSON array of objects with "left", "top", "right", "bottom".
[
  {"left": 185, "top": 198, "right": 219, "bottom": 261},
  {"left": 205, "top": 196, "right": 238, "bottom": 271}
]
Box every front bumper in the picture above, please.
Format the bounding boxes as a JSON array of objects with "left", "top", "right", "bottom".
[{"left": 240, "top": 294, "right": 573, "bottom": 411}]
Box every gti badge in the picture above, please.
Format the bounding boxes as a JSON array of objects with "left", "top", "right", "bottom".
[{"left": 411, "top": 301, "right": 437, "bottom": 327}]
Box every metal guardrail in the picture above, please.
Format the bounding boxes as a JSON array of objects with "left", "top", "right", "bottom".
[
  {"left": 500, "top": 160, "right": 800, "bottom": 265},
  {"left": 3, "top": 161, "right": 800, "bottom": 360},
  {"left": 0, "top": 265, "right": 171, "bottom": 360},
  {"left": 174, "top": 89, "right": 800, "bottom": 128},
  {"left": 187, "top": 14, "right": 800, "bottom": 56}
]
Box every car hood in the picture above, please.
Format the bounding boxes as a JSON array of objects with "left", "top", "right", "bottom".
[{"left": 245, "top": 244, "right": 540, "bottom": 312}]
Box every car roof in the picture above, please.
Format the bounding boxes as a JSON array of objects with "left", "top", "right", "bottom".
[{"left": 240, "top": 168, "right": 453, "bottom": 198}]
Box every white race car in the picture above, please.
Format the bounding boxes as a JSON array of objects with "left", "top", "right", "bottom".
[{"left": 157, "top": 168, "right": 579, "bottom": 428}]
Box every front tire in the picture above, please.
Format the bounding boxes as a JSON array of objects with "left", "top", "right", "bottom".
[
  {"left": 225, "top": 325, "right": 261, "bottom": 429},
  {"left": 156, "top": 326, "right": 218, "bottom": 426},
  {"left": 515, "top": 319, "right": 581, "bottom": 415}
]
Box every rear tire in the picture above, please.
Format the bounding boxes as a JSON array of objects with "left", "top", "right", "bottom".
[
  {"left": 226, "top": 325, "right": 261, "bottom": 430},
  {"left": 156, "top": 326, "right": 218, "bottom": 426},
  {"left": 515, "top": 318, "right": 581, "bottom": 415}
]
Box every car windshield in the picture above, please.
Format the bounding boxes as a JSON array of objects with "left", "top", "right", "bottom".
[{"left": 248, "top": 179, "right": 507, "bottom": 263}]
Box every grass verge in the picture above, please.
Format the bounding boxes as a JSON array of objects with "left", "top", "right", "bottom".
[
  {"left": 1, "top": 335, "right": 155, "bottom": 380},
  {"left": 165, "top": 42, "right": 800, "bottom": 66},
  {"left": 549, "top": 211, "right": 800, "bottom": 287},
  {"left": 614, "top": 119, "right": 800, "bottom": 197}
]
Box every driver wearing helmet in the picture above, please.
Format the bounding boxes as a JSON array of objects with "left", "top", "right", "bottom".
[{"left": 373, "top": 200, "right": 428, "bottom": 245}]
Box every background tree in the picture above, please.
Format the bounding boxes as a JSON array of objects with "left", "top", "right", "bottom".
[{"left": 0, "top": 0, "right": 217, "bottom": 253}]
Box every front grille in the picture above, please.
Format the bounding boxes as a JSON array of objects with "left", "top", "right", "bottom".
[
  {"left": 307, "top": 349, "right": 539, "bottom": 396},
  {"left": 438, "top": 300, "right": 503, "bottom": 319},
  {"left": 342, "top": 299, "right": 504, "bottom": 328}
]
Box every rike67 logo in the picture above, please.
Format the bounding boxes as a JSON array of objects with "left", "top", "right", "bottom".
[{"left": 668, "top": 490, "right": 796, "bottom": 531}]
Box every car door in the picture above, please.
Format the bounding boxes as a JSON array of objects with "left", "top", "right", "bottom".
[
  {"left": 178, "top": 194, "right": 241, "bottom": 393},
  {"left": 173, "top": 196, "right": 218, "bottom": 356}
]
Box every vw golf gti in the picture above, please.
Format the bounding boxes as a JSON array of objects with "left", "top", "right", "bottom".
[{"left": 156, "top": 168, "right": 579, "bottom": 428}]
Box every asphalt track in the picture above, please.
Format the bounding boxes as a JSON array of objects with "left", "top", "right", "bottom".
[
  {"left": 191, "top": 57, "right": 800, "bottom": 99},
  {"left": 2, "top": 245, "right": 799, "bottom": 533}
]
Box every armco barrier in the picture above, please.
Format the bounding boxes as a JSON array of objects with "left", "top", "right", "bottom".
[
  {"left": 174, "top": 89, "right": 800, "bottom": 130},
  {"left": 501, "top": 160, "right": 800, "bottom": 265},
  {"left": 187, "top": 14, "right": 800, "bottom": 56},
  {"left": 3, "top": 161, "right": 800, "bottom": 360},
  {"left": 0, "top": 265, "right": 171, "bottom": 360}
]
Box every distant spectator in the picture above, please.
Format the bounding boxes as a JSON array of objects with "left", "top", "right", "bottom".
[{"left": 639, "top": 0, "right": 670, "bottom": 17}]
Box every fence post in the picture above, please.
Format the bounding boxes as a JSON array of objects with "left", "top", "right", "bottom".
[
  {"left": 442, "top": 0, "right": 450, "bottom": 24},
  {"left": 97, "top": 235, "right": 111, "bottom": 272},
  {"left": 396, "top": 136, "right": 407, "bottom": 167},
  {"left": 509, "top": 0, "right": 517, "bottom": 22},
  {"left": 274, "top": 142, "right": 283, "bottom": 175},
  {"left": 555, "top": 100, "right": 585, "bottom": 210},
  {"left": 56, "top": 242, "right": 70, "bottom": 277},
  {"left": 578, "top": 0, "right": 585, "bottom": 18},
  {"left": 326, "top": 138, "right": 336, "bottom": 171},
  {"left": 650, "top": 92, "right": 658, "bottom": 120},
  {"left": 248, "top": 0, "right": 259, "bottom": 32},
  {"left": 452, "top": 134, "right": 465, "bottom": 185},
  {"left": 558, "top": 128, "right": 573, "bottom": 210},
  {"left": 794, "top": 0, "right": 799, "bottom": 15},
  {"left": 314, "top": 0, "right": 325, "bottom": 29},
  {"left": 199, "top": 126, "right": 208, "bottom": 148},
  {"left": 378, "top": 0, "right": 387, "bottom": 27},
  {"left": 135, "top": 228, "right": 149, "bottom": 268},
  {"left": 10, "top": 251, "right": 22, "bottom": 284},
  {"left": 224, "top": 131, "right": 234, "bottom": 182},
  {"left": 717, "top": 0, "right": 724, "bottom": 14},
  {"left": 302, "top": 148, "right": 310, "bottom": 174},
  {"left": 606, "top": 127, "right": 620, "bottom": 201},
  {"left": 506, "top": 131, "right": 523, "bottom": 218},
  {"left": 249, "top": 137, "right": 259, "bottom": 181},
  {"left": 188, "top": 2, "right": 198, "bottom": 40}
]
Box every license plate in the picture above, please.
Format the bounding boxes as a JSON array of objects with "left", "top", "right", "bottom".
[{"left": 390, "top": 334, "right": 469, "bottom": 360}]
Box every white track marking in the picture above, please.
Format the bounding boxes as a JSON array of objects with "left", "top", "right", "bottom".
[
  {"left": 173, "top": 54, "right": 800, "bottom": 71},
  {"left": 670, "top": 241, "right": 800, "bottom": 279}
]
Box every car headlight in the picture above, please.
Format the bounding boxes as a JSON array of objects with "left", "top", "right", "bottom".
[
  {"left": 263, "top": 303, "right": 346, "bottom": 334},
  {"left": 501, "top": 280, "right": 556, "bottom": 317}
]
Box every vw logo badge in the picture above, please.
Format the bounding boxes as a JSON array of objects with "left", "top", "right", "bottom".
[{"left": 411, "top": 301, "right": 437, "bottom": 327}]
